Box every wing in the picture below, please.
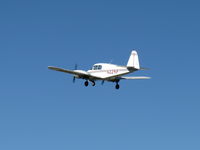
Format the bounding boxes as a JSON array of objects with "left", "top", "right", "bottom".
[
  {"left": 48, "top": 66, "right": 89, "bottom": 78},
  {"left": 120, "top": 76, "right": 151, "bottom": 80}
]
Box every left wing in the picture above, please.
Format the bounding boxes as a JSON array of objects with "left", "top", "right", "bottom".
[
  {"left": 48, "top": 66, "right": 89, "bottom": 77},
  {"left": 119, "top": 76, "right": 151, "bottom": 80},
  {"left": 48, "top": 66, "right": 103, "bottom": 80}
]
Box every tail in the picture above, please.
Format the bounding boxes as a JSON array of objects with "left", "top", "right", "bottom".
[{"left": 127, "top": 50, "right": 140, "bottom": 69}]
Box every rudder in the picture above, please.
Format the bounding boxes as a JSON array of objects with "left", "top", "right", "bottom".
[{"left": 127, "top": 50, "right": 140, "bottom": 69}]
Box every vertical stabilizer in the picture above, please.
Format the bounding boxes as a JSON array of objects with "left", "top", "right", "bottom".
[{"left": 127, "top": 50, "right": 140, "bottom": 69}]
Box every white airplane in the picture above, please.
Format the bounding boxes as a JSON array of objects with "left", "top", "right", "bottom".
[{"left": 48, "top": 50, "right": 150, "bottom": 89}]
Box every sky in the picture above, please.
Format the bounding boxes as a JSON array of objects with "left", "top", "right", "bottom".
[{"left": 0, "top": 0, "right": 200, "bottom": 150}]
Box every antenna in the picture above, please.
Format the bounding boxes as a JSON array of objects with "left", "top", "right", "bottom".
[{"left": 109, "top": 59, "right": 114, "bottom": 64}]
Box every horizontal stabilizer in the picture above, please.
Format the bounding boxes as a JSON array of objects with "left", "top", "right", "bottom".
[{"left": 120, "top": 76, "right": 151, "bottom": 80}]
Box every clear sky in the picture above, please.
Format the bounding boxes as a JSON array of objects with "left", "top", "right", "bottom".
[{"left": 0, "top": 0, "right": 200, "bottom": 150}]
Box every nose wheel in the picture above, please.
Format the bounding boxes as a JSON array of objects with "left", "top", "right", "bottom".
[{"left": 115, "top": 84, "right": 120, "bottom": 89}]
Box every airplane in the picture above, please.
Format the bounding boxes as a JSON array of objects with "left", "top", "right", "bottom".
[{"left": 48, "top": 50, "right": 150, "bottom": 89}]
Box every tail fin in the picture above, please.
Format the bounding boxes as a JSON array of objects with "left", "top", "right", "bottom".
[{"left": 127, "top": 50, "right": 140, "bottom": 69}]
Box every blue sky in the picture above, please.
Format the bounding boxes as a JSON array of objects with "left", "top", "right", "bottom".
[{"left": 0, "top": 0, "right": 200, "bottom": 150}]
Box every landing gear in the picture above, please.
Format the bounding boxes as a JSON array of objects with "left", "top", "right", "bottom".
[
  {"left": 91, "top": 81, "right": 95, "bottom": 86},
  {"left": 115, "top": 80, "right": 120, "bottom": 89},
  {"left": 84, "top": 80, "right": 95, "bottom": 87},
  {"left": 115, "top": 83, "right": 120, "bottom": 89},
  {"left": 84, "top": 81, "right": 89, "bottom": 87}
]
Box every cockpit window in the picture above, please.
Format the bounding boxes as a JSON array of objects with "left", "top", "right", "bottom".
[
  {"left": 93, "top": 65, "right": 97, "bottom": 70},
  {"left": 93, "top": 65, "right": 102, "bottom": 70}
]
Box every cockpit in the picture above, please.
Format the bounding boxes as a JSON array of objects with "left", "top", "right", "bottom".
[{"left": 92, "top": 65, "right": 102, "bottom": 70}]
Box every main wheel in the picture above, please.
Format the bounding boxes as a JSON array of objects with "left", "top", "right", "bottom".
[
  {"left": 115, "top": 84, "right": 120, "bottom": 89},
  {"left": 84, "top": 81, "right": 89, "bottom": 87},
  {"left": 91, "top": 81, "right": 95, "bottom": 86}
]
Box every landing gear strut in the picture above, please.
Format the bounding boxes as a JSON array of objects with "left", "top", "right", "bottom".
[
  {"left": 91, "top": 81, "right": 95, "bottom": 86},
  {"left": 84, "top": 81, "right": 89, "bottom": 87}
]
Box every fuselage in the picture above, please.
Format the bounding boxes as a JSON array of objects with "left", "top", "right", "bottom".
[
  {"left": 87, "top": 63, "right": 136, "bottom": 81},
  {"left": 48, "top": 50, "right": 150, "bottom": 89}
]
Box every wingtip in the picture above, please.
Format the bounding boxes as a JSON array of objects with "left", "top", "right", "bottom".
[
  {"left": 140, "top": 67, "right": 150, "bottom": 70},
  {"left": 48, "top": 66, "right": 56, "bottom": 70}
]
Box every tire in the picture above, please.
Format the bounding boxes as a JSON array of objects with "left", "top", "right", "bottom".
[
  {"left": 115, "top": 84, "right": 120, "bottom": 89},
  {"left": 92, "top": 81, "right": 95, "bottom": 86},
  {"left": 84, "top": 81, "right": 89, "bottom": 87}
]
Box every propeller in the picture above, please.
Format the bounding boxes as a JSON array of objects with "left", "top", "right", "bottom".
[{"left": 73, "top": 64, "right": 78, "bottom": 83}]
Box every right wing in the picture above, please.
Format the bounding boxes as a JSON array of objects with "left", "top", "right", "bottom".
[
  {"left": 120, "top": 76, "right": 151, "bottom": 80},
  {"left": 48, "top": 66, "right": 89, "bottom": 78}
]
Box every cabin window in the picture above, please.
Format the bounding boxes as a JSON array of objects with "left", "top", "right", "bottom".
[
  {"left": 98, "top": 65, "right": 102, "bottom": 70},
  {"left": 93, "top": 65, "right": 102, "bottom": 70}
]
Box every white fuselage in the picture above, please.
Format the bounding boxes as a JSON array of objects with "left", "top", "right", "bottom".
[
  {"left": 48, "top": 50, "right": 150, "bottom": 89},
  {"left": 87, "top": 63, "right": 133, "bottom": 80}
]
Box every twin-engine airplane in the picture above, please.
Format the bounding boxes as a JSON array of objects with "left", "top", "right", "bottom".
[{"left": 48, "top": 50, "right": 150, "bottom": 89}]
